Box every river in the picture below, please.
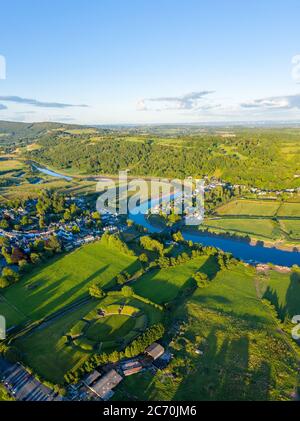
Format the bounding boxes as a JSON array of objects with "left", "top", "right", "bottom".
[
  {"left": 32, "top": 164, "right": 72, "bottom": 181},
  {"left": 33, "top": 164, "right": 300, "bottom": 266},
  {"left": 129, "top": 196, "right": 300, "bottom": 267}
]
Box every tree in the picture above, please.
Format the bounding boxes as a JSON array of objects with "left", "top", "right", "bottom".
[
  {"left": 32, "top": 239, "right": 45, "bottom": 253},
  {"left": 63, "top": 209, "right": 71, "bottom": 221},
  {"left": 0, "top": 237, "right": 9, "bottom": 247},
  {"left": 172, "top": 231, "right": 184, "bottom": 242},
  {"left": 46, "top": 235, "right": 61, "bottom": 253},
  {"left": 0, "top": 219, "right": 9, "bottom": 230},
  {"left": 91, "top": 211, "right": 101, "bottom": 221},
  {"left": 39, "top": 215, "right": 46, "bottom": 229},
  {"left": 121, "top": 285, "right": 134, "bottom": 297},
  {"left": 116, "top": 273, "right": 126, "bottom": 285},
  {"left": 1, "top": 267, "right": 19, "bottom": 284},
  {"left": 140, "top": 236, "right": 164, "bottom": 255},
  {"left": 72, "top": 225, "right": 80, "bottom": 234},
  {"left": 20, "top": 215, "right": 32, "bottom": 227},
  {"left": 30, "top": 252, "right": 41, "bottom": 265},
  {"left": 89, "top": 284, "right": 105, "bottom": 298},
  {"left": 0, "top": 277, "right": 9, "bottom": 289},
  {"left": 18, "top": 259, "right": 30, "bottom": 273},
  {"left": 10, "top": 247, "right": 26, "bottom": 264},
  {"left": 1, "top": 247, "right": 13, "bottom": 265},
  {"left": 193, "top": 272, "right": 209, "bottom": 288},
  {"left": 70, "top": 203, "right": 79, "bottom": 216},
  {"left": 138, "top": 253, "right": 148, "bottom": 264}
]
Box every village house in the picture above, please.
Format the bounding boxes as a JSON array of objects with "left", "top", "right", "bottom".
[
  {"left": 145, "top": 342, "right": 165, "bottom": 360},
  {"left": 84, "top": 369, "right": 123, "bottom": 400}
]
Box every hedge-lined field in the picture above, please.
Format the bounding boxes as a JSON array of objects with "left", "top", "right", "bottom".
[
  {"left": 133, "top": 255, "right": 218, "bottom": 304},
  {"left": 14, "top": 294, "right": 162, "bottom": 384},
  {"left": 216, "top": 200, "right": 281, "bottom": 216},
  {"left": 0, "top": 240, "right": 140, "bottom": 327},
  {"left": 114, "top": 264, "right": 299, "bottom": 401}
]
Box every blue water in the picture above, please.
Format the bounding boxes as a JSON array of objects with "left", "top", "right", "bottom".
[
  {"left": 33, "top": 165, "right": 72, "bottom": 181},
  {"left": 129, "top": 196, "right": 300, "bottom": 267}
]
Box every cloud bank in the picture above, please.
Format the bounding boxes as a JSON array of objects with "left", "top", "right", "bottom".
[
  {"left": 138, "top": 91, "right": 214, "bottom": 111},
  {"left": 292, "top": 55, "right": 300, "bottom": 83},
  {"left": 0, "top": 96, "right": 88, "bottom": 108},
  {"left": 240, "top": 94, "right": 300, "bottom": 110}
]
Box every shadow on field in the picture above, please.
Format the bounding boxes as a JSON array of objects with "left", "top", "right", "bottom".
[
  {"left": 173, "top": 329, "right": 271, "bottom": 401},
  {"left": 198, "top": 255, "right": 219, "bottom": 280},
  {"left": 27, "top": 265, "right": 110, "bottom": 318},
  {"left": 263, "top": 272, "right": 300, "bottom": 321}
]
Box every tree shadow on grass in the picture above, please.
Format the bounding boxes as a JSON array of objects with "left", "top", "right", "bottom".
[
  {"left": 27, "top": 265, "right": 110, "bottom": 319},
  {"left": 263, "top": 271, "right": 300, "bottom": 322},
  {"left": 172, "top": 329, "right": 271, "bottom": 401},
  {"left": 197, "top": 255, "right": 219, "bottom": 281}
]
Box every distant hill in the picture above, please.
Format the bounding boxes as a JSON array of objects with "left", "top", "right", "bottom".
[{"left": 0, "top": 120, "right": 83, "bottom": 148}]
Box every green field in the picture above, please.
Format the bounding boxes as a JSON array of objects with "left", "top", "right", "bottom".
[
  {"left": 0, "top": 157, "right": 25, "bottom": 173},
  {"left": 277, "top": 202, "right": 300, "bottom": 217},
  {"left": 85, "top": 314, "right": 135, "bottom": 342},
  {"left": 0, "top": 240, "right": 140, "bottom": 327},
  {"left": 114, "top": 264, "right": 299, "bottom": 401},
  {"left": 258, "top": 269, "right": 300, "bottom": 321},
  {"left": 280, "top": 220, "right": 300, "bottom": 240},
  {"left": 15, "top": 300, "right": 97, "bottom": 384},
  {"left": 0, "top": 298, "right": 25, "bottom": 327},
  {"left": 133, "top": 255, "right": 218, "bottom": 304},
  {"left": 14, "top": 294, "right": 162, "bottom": 384},
  {"left": 202, "top": 218, "right": 280, "bottom": 240},
  {"left": 216, "top": 200, "right": 281, "bottom": 216}
]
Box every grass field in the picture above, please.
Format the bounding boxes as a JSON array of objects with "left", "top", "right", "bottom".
[
  {"left": 280, "top": 220, "right": 300, "bottom": 240},
  {"left": 114, "top": 264, "right": 299, "bottom": 401},
  {"left": 15, "top": 300, "right": 97, "bottom": 384},
  {"left": 216, "top": 200, "right": 281, "bottom": 216},
  {"left": 259, "top": 269, "right": 300, "bottom": 321},
  {"left": 0, "top": 158, "right": 25, "bottom": 173},
  {"left": 277, "top": 202, "right": 300, "bottom": 217},
  {"left": 0, "top": 298, "right": 25, "bottom": 327},
  {"left": 0, "top": 178, "right": 97, "bottom": 202},
  {"left": 133, "top": 255, "right": 218, "bottom": 304},
  {"left": 202, "top": 218, "right": 280, "bottom": 240},
  {"left": 0, "top": 240, "right": 140, "bottom": 327},
  {"left": 85, "top": 314, "right": 135, "bottom": 342},
  {"left": 14, "top": 294, "right": 162, "bottom": 384}
]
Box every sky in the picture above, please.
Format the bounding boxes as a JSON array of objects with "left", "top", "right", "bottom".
[{"left": 0, "top": 0, "right": 300, "bottom": 124}]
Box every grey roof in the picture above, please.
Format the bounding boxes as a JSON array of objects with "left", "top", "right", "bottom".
[
  {"left": 83, "top": 370, "right": 101, "bottom": 387},
  {"left": 145, "top": 342, "right": 165, "bottom": 360},
  {"left": 90, "top": 369, "right": 123, "bottom": 398}
]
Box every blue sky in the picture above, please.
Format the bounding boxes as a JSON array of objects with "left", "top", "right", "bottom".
[{"left": 0, "top": 0, "right": 300, "bottom": 124}]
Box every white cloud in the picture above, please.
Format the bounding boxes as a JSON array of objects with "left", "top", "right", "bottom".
[
  {"left": 137, "top": 91, "right": 214, "bottom": 111},
  {"left": 292, "top": 55, "right": 300, "bottom": 83},
  {"left": 0, "top": 95, "right": 88, "bottom": 108},
  {"left": 0, "top": 55, "right": 6, "bottom": 80},
  {"left": 240, "top": 94, "right": 300, "bottom": 110}
]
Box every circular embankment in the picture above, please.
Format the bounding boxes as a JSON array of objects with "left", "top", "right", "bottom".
[{"left": 68, "top": 304, "right": 147, "bottom": 352}]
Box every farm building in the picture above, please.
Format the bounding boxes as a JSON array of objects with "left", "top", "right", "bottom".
[
  {"left": 145, "top": 342, "right": 165, "bottom": 360},
  {"left": 121, "top": 360, "right": 143, "bottom": 376},
  {"left": 83, "top": 370, "right": 101, "bottom": 387},
  {"left": 88, "top": 369, "right": 123, "bottom": 400}
]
